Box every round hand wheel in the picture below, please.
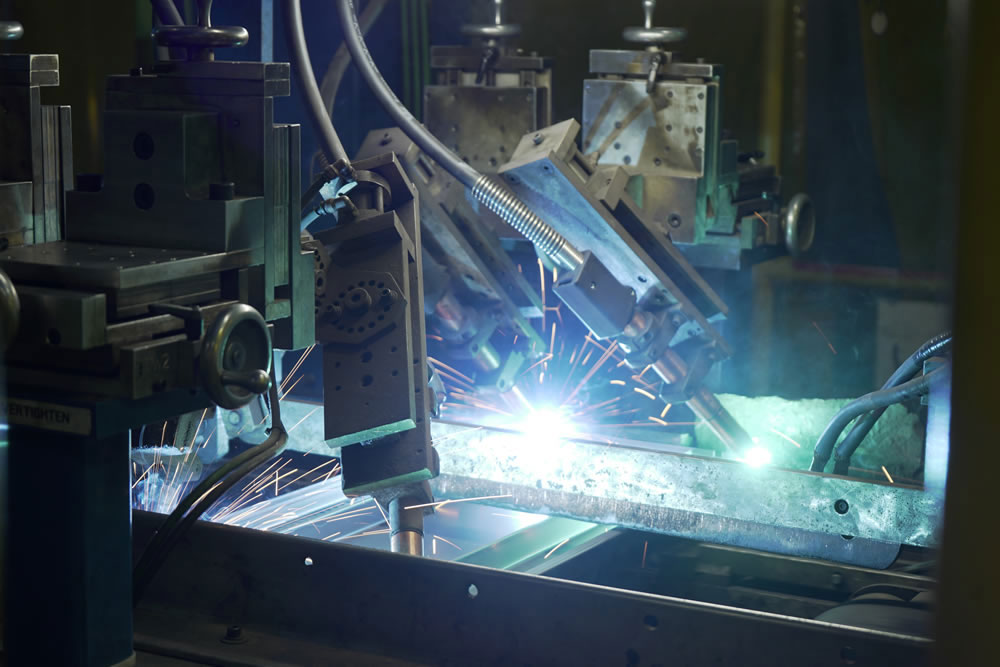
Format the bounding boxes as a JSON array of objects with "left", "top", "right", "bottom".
[{"left": 200, "top": 304, "right": 272, "bottom": 410}]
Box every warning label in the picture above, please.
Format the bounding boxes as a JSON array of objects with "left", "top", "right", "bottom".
[{"left": 5, "top": 398, "right": 93, "bottom": 435}]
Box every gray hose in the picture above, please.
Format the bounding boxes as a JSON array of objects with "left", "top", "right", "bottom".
[
  {"left": 832, "top": 331, "right": 952, "bottom": 474},
  {"left": 285, "top": 0, "right": 351, "bottom": 166},
  {"left": 809, "top": 365, "right": 950, "bottom": 473},
  {"left": 333, "top": 0, "right": 583, "bottom": 270},
  {"left": 335, "top": 0, "right": 476, "bottom": 187},
  {"left": 151, "top": 0, "right": 185, "bottom": 26},
  {"left": 320, "top": 0, "right": 389, "bottom": 119}
]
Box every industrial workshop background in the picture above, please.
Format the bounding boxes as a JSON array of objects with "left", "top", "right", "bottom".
[{"left": 0, "top": 0, "right": 997, "bottom": 665}]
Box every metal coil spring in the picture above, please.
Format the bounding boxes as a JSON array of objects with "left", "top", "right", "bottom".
[{"left": 471, "top": 175, "right": 581, "bottom": 269}]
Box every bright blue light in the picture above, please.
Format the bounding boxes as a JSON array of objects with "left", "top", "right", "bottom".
[
  {"left": 743, "top": 446, "right": 773, "bottom": 468},
  {"left": 513, "top": 406, "right": 577, "bottom": 442}
]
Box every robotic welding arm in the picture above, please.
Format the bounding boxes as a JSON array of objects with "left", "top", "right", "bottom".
[{"left": 335, "top": 0, "right": 753, "bottom": 451}]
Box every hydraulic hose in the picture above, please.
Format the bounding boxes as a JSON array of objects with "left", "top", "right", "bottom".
[
  {"left": 333, "top": 0, "right": 583, "bottom": 271},
  {"left": 809, "top": 364, "right": 950, "bottom": 473},
  {"left": 151, "top": 0, "right": 184, "bottom": 26},
  {"left": 832, "top": 331, "right": 952, "bottom": 474},
  {"left": 320, "top": 0, "right": 389, "bottom": 119},
  {"left": 285, "top": 0, "right": 351, "bottom": 167}
]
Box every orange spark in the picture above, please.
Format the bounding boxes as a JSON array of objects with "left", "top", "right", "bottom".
[
  {"left": 769, "top": 427, "right": 802, "bottom": 448},
  {"left": 544, "top": 537, "right": 571, "bottom": 559},
  {"left": 811, "top": 321, "right": 837, "bottom": 354},
  {"left": 881, "top": 466, "right": 895, "bottom": 484},
  {"left": 753, "top": 211, "right": 769, "bottom": 227}
]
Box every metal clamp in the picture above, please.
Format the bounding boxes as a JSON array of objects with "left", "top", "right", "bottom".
[
  {"left": 1, "top": 21, "right": 23, "bottom": 41},
  {"left": 623, "top": 0, "right": 686, "bottom": 45},
  {"left": 781, "top": 193, "right": 816, "bottom": 257},
  {"left": 200, "top": 303, "right": 272, "bottom": 410}
]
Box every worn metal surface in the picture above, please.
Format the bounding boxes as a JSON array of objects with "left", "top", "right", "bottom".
[
  {"left": 357, "top": 128, "right": 547, "bottom": 369},
  {"left": 425, "top": 86, "right": 542, "bottom": 174},
  {"left": 430, "top": 421, "right": 941, "bottom": 561},
  {"left": 316, "top": 153, "right": 438, "bottom": 496},
  {"left": 0, "top": 241, "right": 257, "bottom": 289},
  {"left": 582, "top": 78, "right": 710, "bottom": 175},
  {"left": 132, "top": 512, "right": 930, "bottom": 666},
  {"left": 0, "top": 49, "right": 69, "bottom": 249},
  {"left": 582, "top": 45, "right": 789, "bottom": 270},
  {"left": 500, "top": 119, "right": 728, "bottom": 346}
]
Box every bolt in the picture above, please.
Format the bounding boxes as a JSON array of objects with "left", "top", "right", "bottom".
[
  {"left": 532, "top": 133, "right": 543, "bottom": 145},
  {"left": 224, "top": 626, "right": 242, "bottom": 641},
  {"left": 834, "top": 499, "right": 849, "bottom": 515},
  {"left": 831, "top": 573, "right": 844, "bottom": 587}
]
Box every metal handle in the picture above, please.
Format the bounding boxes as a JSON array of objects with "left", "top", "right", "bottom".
[
  {"left": 200, "top": 304, "right": 272, "bottom": 410},
  {"left": 152, "top": 0, "right": 248, "bottom": 60},
  {"left": 782, "top": 193, "right": 816, "bottom": 257},
  {"left": 643, "top": 0, "right": 656, "bottom": 29},
  {"left": 461, "top": 0, "right": 520, "bottom": 39},
  {"left": 624, "top": 0, "right": 686, "bottom": 44},
  {"left": 0, "top": 268, "right": 20, "bottom": 351}
]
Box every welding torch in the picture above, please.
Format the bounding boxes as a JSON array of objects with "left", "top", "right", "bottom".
[{"left": 335, "top": 0, "right": 752, "bottom": 451}]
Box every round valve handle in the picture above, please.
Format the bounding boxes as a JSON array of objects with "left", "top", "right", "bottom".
[
  {"left": 781, "top": 193, "right": 817, "bottom": 258},
  {"left": 1, "top": 21, "right": 23, "bottom": 41},
  {"left": 200, "top": 303, "right": 272, "bottom": 410},
  {"left": 623, "top": 0, "right": 686, "bottom": 45},
  {"left": 153, "top": 0, "right": 248, "bottom": 59},
  {"left": 461, "top": 0, "right": 521, "bottom": 40}
]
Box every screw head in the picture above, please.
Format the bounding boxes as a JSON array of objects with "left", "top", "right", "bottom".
[{"left": 834, "top": 499, "right": 850, "bottom": 515}]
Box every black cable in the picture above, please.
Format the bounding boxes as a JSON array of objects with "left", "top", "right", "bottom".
[
  {"left": 809, "top": 365, "right": 949, "bottom": 472},
  {"left": 334, "top": 0, "right": 479, "bottom": 189},
  {"left": 133, "top": 374, "right": 287, "bottom": 605},
  {"left": 284, "top": 0, "right": 351, "bottom": 167},
  {"left": 832, "top": 331, "right": 953, "bottom": 474}
]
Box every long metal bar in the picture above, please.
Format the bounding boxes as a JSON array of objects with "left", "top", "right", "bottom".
[
  {"left": 430, "top": 420, "right": 941, "bottom": 567},
  {"left": 133, "top": 511, "right": 929, "bottom": 666}
]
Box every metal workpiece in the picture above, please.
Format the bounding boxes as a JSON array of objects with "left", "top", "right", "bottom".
[
  {"left": 133, "top": 512, "right": 930, "bottom": 667},
  {"left": 552, "top": 250, "right": 637, "bottom": 339},
  {"left": 152, "top": 0, "right": 249, "bottom": 63},
  {"left": 500, "top": 119, "right": 727, "bottom": 347},
  {"left": 429, "top": 420, "right": 942, "bottom": 560}
]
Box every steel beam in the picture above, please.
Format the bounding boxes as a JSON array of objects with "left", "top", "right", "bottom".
[{"left": 430, "top": 420, "right": 942, "bottom": 567}]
